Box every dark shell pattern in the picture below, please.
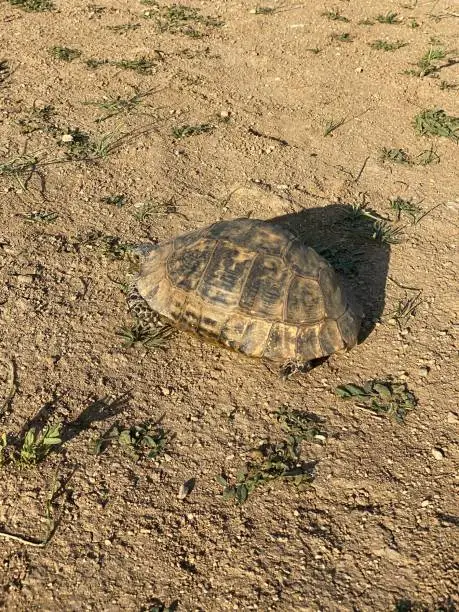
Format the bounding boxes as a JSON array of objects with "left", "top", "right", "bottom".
[{"left": 136, "top": 218, "right": 362, "bottom": 363}]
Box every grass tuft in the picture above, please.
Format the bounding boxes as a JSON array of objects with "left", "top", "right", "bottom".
[
  {"left": 371, "top": 219, "right": 405, "bottom": 245},
  {"left": 331, "top": 32, "right": 352, "bottom": 42},
  {"left": 106, "top": 23, "right": 141, "bottom": 32},
  {"left": 84, "top": 88, "right": 154, "bottom": 122},
  {"left": 20, "top": 210, "right": 58, "bottom": 223},
  {"left": 324, "top": 117, "right": 345, "bottom": 136},
  {"left": 369, "top": 40, "right": 408, "bottom": 51},
  {"left": 172, "top": 123, "right": 214, "bottom": 139},
  {"left": 117, "top": 319, "right": 175, "bottom": 350},
  {"left": 143, "top": 3, "right": 223, "bottom": 37},
  {"left": 100, "top": 194, "right": 127, "bottom": 207},
  {"left": 380, "top": 146, "right": 440, "bottom": 166},
  {"left": 7, "top": 0, "right": 54, "bottom": 11},
  {"left": 322, "top": 9, "right": 349, "bottom": 22},
  {"left": 413, "top": 109, "right": 459, "bottom": 141},
  {"left": 376, "top": 11, "right": 400, "bottom": 24},
  {"left": 49, "top": 46, "right": 82, "bottom": 62},
  {"left": 389, "top": 197, "right": 422, "bottom": 223}
]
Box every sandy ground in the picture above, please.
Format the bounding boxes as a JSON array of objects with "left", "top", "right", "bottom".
[{"left": 0, "top": 0, "right": 458, "bottom": 610}]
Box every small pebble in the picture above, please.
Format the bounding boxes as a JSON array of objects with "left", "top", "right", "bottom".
[{"left": 431, "top": 448, "right": 445, "bottom": 461}]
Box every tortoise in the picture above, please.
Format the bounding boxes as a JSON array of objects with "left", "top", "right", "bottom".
[{"left": 131, "top": 217, "right": 362, "bottom": 368}]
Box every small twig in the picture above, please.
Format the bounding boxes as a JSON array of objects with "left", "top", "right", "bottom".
[
  {"left": 354, "top": 156, "right": 370, "bottom": 183},
  {"left": 414, "top": 201, "right": 443, "bottom": 225},
  {"left": 0, "top": 530, "right": 49, "bottom": 548},
  {"left": 388, "top": 276, "right": 422, "bottom": 292}
]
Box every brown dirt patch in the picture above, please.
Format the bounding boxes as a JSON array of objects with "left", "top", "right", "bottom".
[{"left": 0, "top": 0, "right": 458, "bottom": 610}]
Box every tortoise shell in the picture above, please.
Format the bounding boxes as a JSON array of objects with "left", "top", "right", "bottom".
[{"left": 136, "top": 218, "right": 361, "bottom": 364}]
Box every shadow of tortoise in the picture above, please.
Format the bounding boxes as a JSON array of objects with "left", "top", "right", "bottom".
[{"left": 271, "top": 203, "right": 390, "bottom": 343}]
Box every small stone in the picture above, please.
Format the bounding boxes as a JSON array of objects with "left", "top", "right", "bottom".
[
  {"left": 178, "top": 478, "right": 195, "bottom": 500},
  {"left": 61, "top": 133, "right": 74, "bottom": 143},
  {"left": 355, "top": 66, "right": 363, "bottom": 73},
  {"left": 447, "top": 412, "right": 458, "bottom": 424},
  {"left": 421, "top": 499, "right": 430, "bottom": 507},
  {"left": 16, "top": 274, "right": 34, "bottom": 284},
  {"left": 431, "top": 448, "right": 445, "bottom": 461},
  {"left": 418, "top": 367, "right": 430, "bottom": 377},
  {"left": 104, "top": 539, "right": 112, "bottom": 546}
]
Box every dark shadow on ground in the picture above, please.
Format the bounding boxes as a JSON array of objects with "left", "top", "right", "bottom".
[
  {"left": 60, "top": 393, "right": 131, "bottom": 444},
  {"left": 271, "top": 203, "right": 391, "bottom": 342}
]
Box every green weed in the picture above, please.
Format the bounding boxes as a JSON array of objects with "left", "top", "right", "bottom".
[
  {"left": 0, "top": 425, "right": 62, "bottom": 467},
  {"left": 371, "top": 219, "right": 405, "bottom": 245},
  {"left": 113, "top": 57, "right": 156, "bottom": 74},
  {"left": 100, "top": 194, "right": 127, "bottom": 207},
  {"left": 275, "top": 406, "right": 327, "bottom": 443},
  {"left": 389, "top": 197, "right": 422, "bottom": 223},
  {"left": 376, "top": 11, "right": 400, "bottom": 24},
  {"left": 0, "top": 154, "right": 39, "bottom": 176},
  {"left": 380, "top": 146, "right": 440, "bottom": 166},
  {"left": 322, "top": 9, "right": 349, "bottom": 22},
  {"left": 324, "top": 117, "right": 345, "bottom": 136},
  {"left": 369, "top": 40, "right": 408, "bottom": 51},
  {"left": 331, "top": 32, "right": 352, "bottom": 42},
  {"left": 143, "top": 3, "right": 223, "bottom": 37},
  {"left": 7, "top": 0, "right": 54, "bottom": 11},
  {"left": 389, "top": 291, "right": 423, "bottom": 330},
  {"left": 416, "top": 47, "right": 448, "bottom": 76},
  {"left": 19, "top": 425, "right": 62, "bottom": 465},
  {"left": 17, "top": 104, "right": 56, "bottom": 134},
  {"left": 60, "top": 128, "right": 127, "bottom": 160},
  {"left": 84, "top": 89, "right": 154, "bottom": 122},
  {"left": 380, "top": 147, "right": 411, "bottom": 164},
  {"left": 172, "top": 123, "right": 214, "bottom": 139},
  {"left": 78, "top": 230, "right": 135, "bottom": 259},
  {"left": 49, "top": 46, "right": 82, "bottom": 62},
  {"left": 92, "top": 421, "right": 171, "bottom": 460},
  {"left": 106, "top": 23, "right": 141, "bottom": 32},
  {"left": 132, "top": 201, "right": 157, "bottom": 223},
  {"left": 117, "top": 319, "right": 175, "bottom": 350},
  {"left": 336, "top": 380, "right": 416, "bottom": 423},
  {"left": 20, "top": 210, "right": 58, "bottom": 223},
  {"left": 253, "top": 6, "right": 277, "bottom": 14},
  {"left": 413, "top": 108, "right": 459, "bottom": 141},
  {"left": 217, "top": 439, "right": 315, "bottom": 504},
  {"left": 439, "top": 80, "right": 459, "bottom": 90},
  {"left": 86, "top": 57, "right": 157, "bottom": 74}
]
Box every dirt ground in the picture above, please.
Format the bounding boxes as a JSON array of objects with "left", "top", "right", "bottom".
[{"left": 0, "top": 0, "right": 458, "bottom": 610}]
